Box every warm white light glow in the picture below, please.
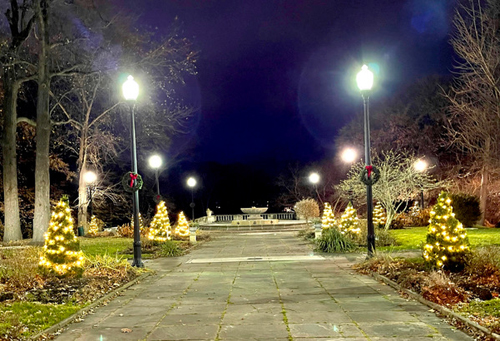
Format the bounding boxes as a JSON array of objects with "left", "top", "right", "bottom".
[
  {"left": 341, "top": 148, "right": 357, "bottom": 163},
  {"left": 84, "top": 171, "right": 97, "bottom": 184},
  {"left": 149, "top": 154, "right": 162, "bottom": 169},
  {"left": 309, "top": 172, "right": 320, "bottom": 184},
  {"left": 122, "top": 75, "right": 139, "bottom": 101},
  {"left": 187, "top": 177, "right": 197, "bottom": 188},
  {"left": 356, "top": 65, "right": 374, "bottom": 91},
  {"left": 414, "top": 159, "right": 428, "bottom": 172}
]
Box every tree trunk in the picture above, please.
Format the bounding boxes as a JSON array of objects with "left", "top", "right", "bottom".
[
  {"left": 384, "top": 206, "right": 396, "bottom": 230},
  {"left": 2, "top": 76, "right": 22, "bottom": 241},
  {"left": 78, "top": 168, "right": 89, "bottom": 233},
  {"left": 32, "top": 0, "right": 51, "bottom": 243},
  {"left": 479, "top": 164, "right": 488, "bottom": 226}
]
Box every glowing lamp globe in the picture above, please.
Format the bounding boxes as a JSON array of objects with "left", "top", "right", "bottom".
[
  {"left": 84, "top": 171, "right": 97, "bottom": 184},
  {"left": 341, "top": 148, "right": 357, "bottom": 163},
  {"left": 122, "top": 75, "right": 139, "bottom": 101},
  {"left": 309, "top": 172, "right": 320, "bottom": 184},
  {"left": 187, "top": 177, "right": 197, "bottom": 188},
  {"left": 414, "top": 159, "right": 428, "bottom": 172},
  {"left": 356, "top": 65, "right": 374, "bottom": 91},
  {"left": 149, "top": 155, "right": 162, "bottom": 169}
]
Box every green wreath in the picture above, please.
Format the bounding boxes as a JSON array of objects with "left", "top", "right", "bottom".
[
  {"left": 359, "top": 165, "right": 380, "bottom": 186},
  {"left": 121, "top": 172, "right": 143, "bottom": 193}
]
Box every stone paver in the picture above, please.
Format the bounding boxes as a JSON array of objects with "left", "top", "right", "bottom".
[{"left": 53, "top": 232, "right": 473, "bottom": 340}]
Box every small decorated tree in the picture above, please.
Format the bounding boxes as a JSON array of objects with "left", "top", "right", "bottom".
[
  {"left": 39, "top": 196, "right": 85, "bottom": 277},
  {"left": 175, "top": 211, "right": 190, "bottom": 238},
  {"left": 294, "top": 198, "right": 320, "bottom": 222},
  {"left": 148, "top": 201, "right": 172, "bottom": 242},
  {"left": 423, "top": 192, "right": 470, "bottom": 270},
  {"left": 338, "top": 202, "right": 360, "bottom": 235},
  {"left": 321, "top": 202, "right": 335, "bottom": 229},
  {"left": 130, "top": 213, "right": 145, "bottom": 231},
  {"left": 409, "top": 201, "right": 420, "bottom": 216},
  {"left": 87, "top": 215, "right": 100, "bottom": 236},
  {"left": 373, "top": 202, "right": 386, "bottom": 229}
]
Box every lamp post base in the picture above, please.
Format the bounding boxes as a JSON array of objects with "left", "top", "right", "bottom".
[{"left": 132, "top": 240, "right": 144, "bottom": 267}]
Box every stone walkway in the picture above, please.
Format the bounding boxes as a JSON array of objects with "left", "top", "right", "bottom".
[{"left": 53, "top": 232, "right": 472, "bottom": 340}]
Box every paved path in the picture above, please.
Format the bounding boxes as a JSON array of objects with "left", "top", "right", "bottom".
[{"left": 54, "top": 232, "right": 472, "bottom": 340}]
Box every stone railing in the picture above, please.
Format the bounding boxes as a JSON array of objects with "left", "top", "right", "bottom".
[{"left": 195, "top": 212, "right": 296, "bottom": 224}]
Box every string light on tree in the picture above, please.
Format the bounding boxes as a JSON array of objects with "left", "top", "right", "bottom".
[
  {"left": 175, "top": 211, "right": 190, "bottom": 238},
  {"left": 39, "top": 196, "right": 84, "bottom": 277},
  {"left": 321, "top": 202, "right": 336, "bottom": 230},
  {"left": 373, "top": 202, "right": 386, "bottom": 229},
  {"left": 130, "top": 213, "right": 145, "bottom": 232},
  {"left": 87, "top": 215, "right": 99, "bottom": 236},
  {"left": 148, "top": 201, "right": 172, "bottom": 242},
  {"left": 423, "top": 192, "right": 469, "bottom": 270},
  {"left": 338, "top": 202, "right": 360, "bottom": 235},
  {"left": 409, "top": 201, "right": 421, "bottom": 217}
]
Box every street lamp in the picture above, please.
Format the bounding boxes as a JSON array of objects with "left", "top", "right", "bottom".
[
  {"left": 149, "top": 154, "right": 162, "bottom": 199},
  {"left": 187, "top": 177, "right": 197, "bottom": 221},
  {"left": 308, "top": 172, "right": 322, "bottom": 204},
  {"left": 84, "top": 170, "right": 97, "bottom": 219},
  {"left": 414, "top": 159, "right": 428, "bottom": 209},
  {"left": 122, "top": 75, "right": 143, "bottom": 268},
  {"left": 341, "top": 148, "right": 358, "bottom": 203},
  {"left": 356, "top": 64, "right": 375, "bottom": 257}
]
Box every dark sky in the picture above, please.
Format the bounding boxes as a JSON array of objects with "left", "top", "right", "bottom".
[{"left": 126, "top": 0, "right": 456, "bottom": 166}]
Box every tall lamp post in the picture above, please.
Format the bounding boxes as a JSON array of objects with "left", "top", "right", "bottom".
[
  {"left": 308, "top": 172, "right": 321, "bottom": 204},
  {"left": 187, "top": 177, "right": 197, "bottom": 221},
  {"left": 84, "top": 170, "right": 97, "bottom": 219},
  {"left": 414, "top": 159, "right": 428, "bottom": 209},
  {"left": 356, "top": 65, "right": 375, "bottom": 257},
  {"left": 122, "top": 75, "right": 143, "bottom": 268},
  {"left": 341, "top": 148, "right": 357, "bottom": 203},
  {"left": 149, "top": 154, "right": 162, "bottom": 200}
]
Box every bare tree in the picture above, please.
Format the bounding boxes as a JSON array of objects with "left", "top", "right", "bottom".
[
  {"left": 445, "top": 0, "right": 500, "bottom": 225},
  {"left": 336, "top": 150, "right": 445, "bottom": 229}
]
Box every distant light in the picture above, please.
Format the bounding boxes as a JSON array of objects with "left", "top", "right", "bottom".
[
  {"left": 341, "top": 148, "right": 357, "bottom": 163},
  {"left": 309, "top": 172, "right": 320, "bottom": 184},
  {"left": 149, "top": 155, "right": 162, "bottom": 169},
  {"left": 356, "top": 65, "right": 374, "bottom": 91},
  {"left": 187, "top": 177, "right": 197, "bottom": 188},
  {"left": 414, "top": 159, "right": 428, "bottom": 172},
  {"left": 122, "top": 75, "right": 139, "bottom": 101},
  {"left": 84, "top": 171, "right": 97, "bottom": 184}
]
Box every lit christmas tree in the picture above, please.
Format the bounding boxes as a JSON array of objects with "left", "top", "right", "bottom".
[
  {"left": 87, "top": 215, "right": 99, "bottom": 236},
  {"left": 338, "top": 202, "right": 360, "bottom": 235},
  {"left": 130, "top": 213, "right": 145, "bottom": 231},
  {"left": 148, "top": 201, "right": 172, "bottom": 242},
  {"left": 373, "top": 202, "right": 386, "bottom": 229},
  {"left": 174, "top": 211, "right": 190, "bottom": 238},
  {"left": 39, "top": 196, "right": 85, "bottom": 277},
  {"left": 423, "top": 192, "right": 469, "bottom": 270},
  {"left": 321, "top": 202, "right": 335, "bottom": 229},
  {"left": 409, "top": 201, "right": 420, "bottom": 216}
]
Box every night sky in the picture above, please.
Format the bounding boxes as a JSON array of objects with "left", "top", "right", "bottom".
[
  {"left": 124, "top": 0, "right": 455, "bottom": 166},
  {"left": 119, "top": 0, "right": 457, "bottom": 213}
]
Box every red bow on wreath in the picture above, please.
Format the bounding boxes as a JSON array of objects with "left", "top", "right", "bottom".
[
  {"left": 365, "top": 165, "right": 373, "bottom": 178},
  {"left": 129, "top": 173, "right": 138, "bottom": 187}
]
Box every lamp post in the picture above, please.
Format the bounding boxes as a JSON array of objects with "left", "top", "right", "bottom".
[
  {"left": 341, "top": 148, "right": 358, "bottom": 203},
  {"left": 414, "top": 159, "right": 428, "bottom": 209},
  {"left": 356, "top": 64, "right": 375, "bottom": 257},
  {"left": 187, "top": 177, "right": 197, "bottom": 221},
  {"left": 122, "top": 75, "right": 143, "bottom": 268},
  {"left": 149, "top": 154, "right": 162, "bottom": 200},
  {"left": 308, "top": 172, "right": 321, "bottom": 204},
  {"left": 84, "top": 170, "right": 97, "bottom": 219}
]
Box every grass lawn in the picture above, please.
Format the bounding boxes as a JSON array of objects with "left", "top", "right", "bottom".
[
  {"left": 381, "top": 226, "right": 500, "bottom": 251},
  {"left": 79, "top": 236, "right": 133, "bottom": 257}
]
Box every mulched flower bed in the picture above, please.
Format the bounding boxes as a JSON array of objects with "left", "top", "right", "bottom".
[{"left": 355, "top": 256, "right": 500, "bottom": 340}]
